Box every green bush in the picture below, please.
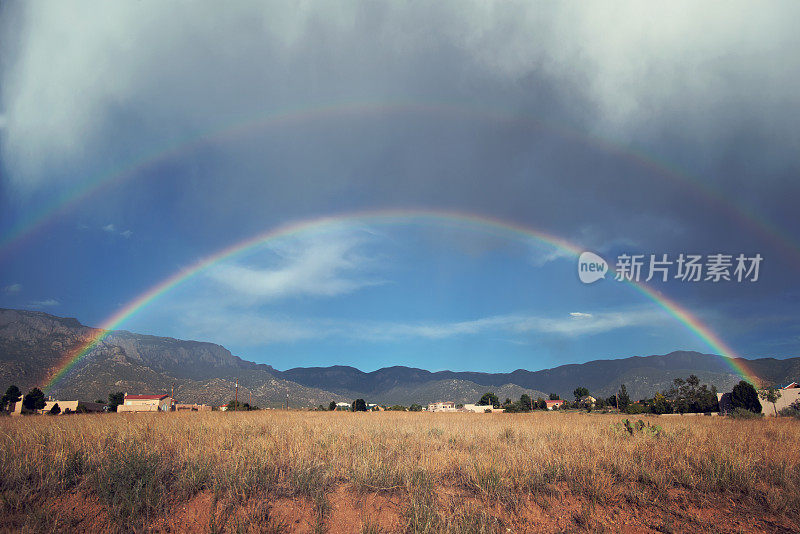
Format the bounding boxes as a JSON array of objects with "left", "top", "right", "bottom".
[
  {"left": 728, "top": 407, "right": 764, "bottom": 420},
  {"left": 625, "top": 404, "right": 647, "bottom": 415},
  {"left": 778, "top": 400, "right": 800, "bottom": 418}
]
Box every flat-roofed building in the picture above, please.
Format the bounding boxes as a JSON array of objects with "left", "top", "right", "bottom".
[
  {"left": 175, "top": 403, "right": 211, "bottom": 412},
  {"left": 545, "top": 399, "right": 565, "bottom": 410},
  {"left": 117, "top": 394, "right": 173, "bottom": 412},
  {"left": 462, "top": 403, "right": 502, "bottom": 413},
  {"left": 40, "top": 400, "right": 106, "bottom": 414},
  {"left": 427, "top": 401, "right": 456, "bottom": 412}
]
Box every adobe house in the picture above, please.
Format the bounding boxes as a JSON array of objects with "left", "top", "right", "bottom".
[
  {"left": 461, "top": 403, "right": 503, "bottom": 413},
  {"left": 427, "top": 401, "right": 457, "bottom": 412},
  {"left": 174, "top": 403, "right": 211, "bottom": 411},
  {"left": 717, "top": 381, "right": 800, "bottom": 416},
  {"left": 41, "top": 400, "right": 105, "bottom": 414},
  {"left": 117, "top": 394, "right": 174, "bottom": 412},
  {"left": 545, "top": 399, "right": 565, "bottom": 410}
]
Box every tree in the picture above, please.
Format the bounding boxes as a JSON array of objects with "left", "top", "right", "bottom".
[
  {"left": 548, "top": 393, "right": 560, "bottom": 400},
  {"left": 352, "top": 399, "right": 367, "bottom": 412},
  {"left": 535, "top": 397, "right": 547, "bottom": 410},
  {"left": 23, "top": 388, "right": 46, "bottom": 413},
  {"left": 477, "top": 392, "right": 499, "bottom": 408},
  {"left": 731, "top": 381, "right": 761, "bottom": 413},
  {"left": 519, "top": 394, "right": 533, "bottom": 412},
  {"left": 1, "top": 385, "right": 22, "bottom": 412},
  {"left": 48, "top": 403, "right": 61, "bottom": 415},
  {"left": 573, "top": 387, "right": 589, "bottom": 402},
  {"left": 227, "top": 400, "right": 258, "bottom": 411},
  {"left": 758, "top": 387, "right": 782, "bottom": 417},
  {"left": 108, "top": 392, "right": 124, "bottom": 412},
  {"left": 665, "top": 375, "right": 718, "bottom": 413},
  {"left": 651, "top": 393, "right": 671, "bottom": 415},
  {"left": 617, "top": 385, "right": 631, "bottom": 412},
  {"left": 329, "top": 401, "right": 337, "bottom": 411},
  {"left": 409, "top": 403, "right": 422, "bottom": 412}
]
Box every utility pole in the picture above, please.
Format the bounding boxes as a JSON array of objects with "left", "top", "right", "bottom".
[
  {"left": 286, "top": 392, "right": 289, "bottom": 410},
  {"left": 235, "top": 379, "right": 238, "bottom": 411}
]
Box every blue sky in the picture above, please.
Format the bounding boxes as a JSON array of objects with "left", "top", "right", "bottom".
[{"left": 0, "top": 2, "right": 798, "bottom": 372}]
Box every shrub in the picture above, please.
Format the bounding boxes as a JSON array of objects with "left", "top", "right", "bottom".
[
  {"left": 625, "top": 404, "right": 647, "bottom": 415},
  {"left": 778, "top": 400, "right": 800, "bottom": 418},
  {"left": 728, "top": 407, "right": 763, "bottom": 419}
]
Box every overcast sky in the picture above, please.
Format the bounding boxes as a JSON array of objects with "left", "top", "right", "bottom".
[{"left": 1, "top": 1, "right": 798, "bottom": 372}]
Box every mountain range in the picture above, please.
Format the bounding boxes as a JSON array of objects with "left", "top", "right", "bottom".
[{"left": 1, "top": 308, "right": 797, "bottom": 408}]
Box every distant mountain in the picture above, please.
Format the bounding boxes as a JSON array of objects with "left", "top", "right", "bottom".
[
  {"left": 275, "top": 351, "right": 799, "bottom": 401},
  {"left": 1, "top": 308, "right": 797, "bottom": 407},
  {"left": 0, "top": 308, "right": 331, "bottom": 408}
]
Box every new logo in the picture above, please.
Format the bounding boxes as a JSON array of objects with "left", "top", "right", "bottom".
[{"left": 578, "top": 252, "right": 608, "bottom": 284}]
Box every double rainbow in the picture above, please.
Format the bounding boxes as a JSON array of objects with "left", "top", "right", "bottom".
[
  {"left": 43, "top": 209, "right": 761, "bottom": 392},
  {"left": 3, "top": 101, "right": 798, "bottom": 265}
]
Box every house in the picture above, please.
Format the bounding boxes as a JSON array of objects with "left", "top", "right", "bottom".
[
  {"left": 335, "top": 402, "right": 351, "bottom": 411},
  {"left": 174, "top": 403, "right": 211, "bottom": 412},
  {"left": 427, "top": 401, "right": 457, "bottom": 412},
  {"left": 462, "top": 403, "right": 502, "bottom": 413},
  {"left": 766, "top": 382, "right": 800, "bottom": 416},
  {"left": 545, "top": 399, "right": 565, "bottom": 410},
  {"left": 117, "top": 394, "right": 174, "bottom": 413},
  {"left": 6, "top": 398, "right": 23, "bottom": 417},
  {"left": 717, "top": 381, "right": 800, "bottom": 416},
  {"left": 40, "top": 400, "right": 105, "bottom": 414}
]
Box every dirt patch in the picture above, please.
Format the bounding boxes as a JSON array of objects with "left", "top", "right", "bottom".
[
  {"left": 326, "top": 484, "right": 403, "bottom": 533},
  {"left": 3, "top": 483, "right": 797, "bottom": 533}
]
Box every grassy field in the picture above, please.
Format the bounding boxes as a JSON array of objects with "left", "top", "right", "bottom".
[{"left": 1, "top": 411, "right": 798, "bottom": 533}]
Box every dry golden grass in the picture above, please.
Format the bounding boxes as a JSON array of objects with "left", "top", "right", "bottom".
[{"left": 1, "top": 411, "right": 799, "bottom": 533}]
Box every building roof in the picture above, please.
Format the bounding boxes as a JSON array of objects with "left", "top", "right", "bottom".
[
  {"left": 125, "top": 394, "right": 169, "bottom": 400},
  {"left": 783, "top": 382, "right": 799, "bottom": 389},
  {"left": 545, "top": 399, "right": 563, "bottom": 405}
]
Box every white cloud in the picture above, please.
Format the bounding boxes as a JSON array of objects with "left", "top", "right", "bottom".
[
  {"left": 29, "top": 298, "right": 59, "bottom": 307},
  {"left": 3, "top": 283, "right": 22, "bottom": 294},
  {"left": 102, "top": 223, "right": 132, "bottom": 238},
  {"left": 206, "top": 229, "right": 382, "bottom": 301},
  {"left": 176, "top": 308, "right": 665, "bottom": 347},
  {"left": 351, "top": 309, "right": 664, "bottom": 341}
]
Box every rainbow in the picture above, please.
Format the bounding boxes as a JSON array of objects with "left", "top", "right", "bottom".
[
  {"left": 3, "top": 101, "right": 799, "bottom": 264},
  {"left": 42, "top": 209, "right": 762, "bottom": 392}
]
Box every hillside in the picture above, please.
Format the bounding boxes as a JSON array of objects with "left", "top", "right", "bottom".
[{"left": 1, "top": 308, "right": 797, "bottom": 407}]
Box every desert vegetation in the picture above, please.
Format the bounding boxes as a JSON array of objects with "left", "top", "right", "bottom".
[{"left": 1, "top": 411, "right": 799, "bottom": 533}]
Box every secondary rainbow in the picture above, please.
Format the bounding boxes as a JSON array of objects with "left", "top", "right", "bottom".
[
  {"left": 3, "top": 101, "right": 798, "bottom": 265},
  {"left": 43, "top": 209, "right": 761, "bottom": 392}
]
